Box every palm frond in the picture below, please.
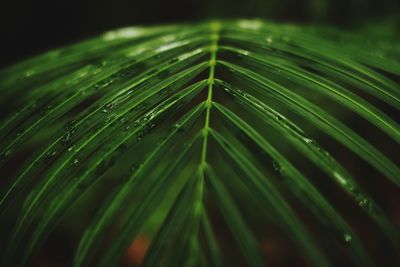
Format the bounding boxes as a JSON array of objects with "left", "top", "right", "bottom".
[{"left": 0, "top": 19, "right": 399, "bottom": 267}]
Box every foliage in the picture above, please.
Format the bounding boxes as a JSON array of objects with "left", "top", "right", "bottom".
[{"left": 0, "top": 20, "right": 399, "bottom": 266}]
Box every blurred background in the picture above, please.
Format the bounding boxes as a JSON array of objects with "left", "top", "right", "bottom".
[{"left": 0, "top": 0, "right": 399, "bottom": 68}]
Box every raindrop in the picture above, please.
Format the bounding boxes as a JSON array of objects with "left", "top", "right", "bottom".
[
  {"left": 343, "top": 233, "right": 352, "bottom": 243},
  {"left": 333, "top": 172, "right": 348, "bottom": 186},
  {"left": 359, "top": 198, "right": 370, "bottom": 209},
  {"left": 302, "top": 137, "right": 313, "bottom": 144},
  {"left": 238, "top": 19, "right": 262, "bottom": 30},
  {"left": 272, "top": 161, "right": 285, "bottom": 176},
  {"left": 72, "top": 158, "right": 79, "bottom": 165},
  {"left": 64, "top": 120, "right": 76, "bottom": 131},
  {"left": 174, "top": 123, "right": 184, "bottom": 132},
  {"left": 168, "top": 58, "right": 179, "bottom": 64},
  {"left": 238, "top": 49, "right": 250, "bottom": 56},
  {"left": 61, "top": 131, "right": 72, "bottom": 147},
  {"left": 24, "top": 70, "right": 35, "bottom": 77},
  {"left": 49, "top": 151, "right": 57, "bottom": 157},
  {"left": 272, "top": 161, "right": 281, "bottom": 172},
  {"left": 103, "top": 27, "right": 143, "bottom": 41},
  {"left": 0, "top": 149, "right": 12, "bottom": 162},
  {"left": 130, "top": 163, "right": 142, "bottom": 173},
  {"left": 119, "top": 117, "right": 126, "bottom": 124}
]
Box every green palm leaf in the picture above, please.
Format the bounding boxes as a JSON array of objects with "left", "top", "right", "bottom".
[{"left": 0, "top": 19, "right": 399, "bottom": 267}]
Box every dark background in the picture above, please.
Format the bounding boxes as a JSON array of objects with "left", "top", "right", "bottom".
[{"left": 0, "top": 0, "right": 399, "bottom": 69}]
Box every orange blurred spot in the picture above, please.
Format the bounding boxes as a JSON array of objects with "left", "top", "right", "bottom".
[
  {"left": 124, "top": 235, "right": 149, "bottom": 266},
  {"left": 262, "top": 237, "right": 286, "bottom": 265}
]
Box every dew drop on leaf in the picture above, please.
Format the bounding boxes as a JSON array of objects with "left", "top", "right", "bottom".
[
  {"left": 130, "top": 163, "right": 142, "bottom": 173},
  {"left": 0, "top": 149, "right": 12, "bottom": 162},
  {"left": 173, "top": 123, "right": 184, "bottom": 132},
  {"left": 343, "top": 233, "right": 352, "bottom": 243},
  {"left": 64, "top": 120, "right": 76, "bottom": 131},
  {"left": 302, "top": 137, "right": 313, "bottom": 144},
  {"left": 45, "top": 150, "right": 57, "bottom": 159},
  {"left": 359, "top": 198, "right": 371, "bottom": 209},
  {"left": 61, "top": 131, "right": 73, "bottom": 147},
  {"left": 333, "top": 172, "right": 348, "bottom": 186},
  {"left": 119, "top": 117, "right": 126, "bottom": 124},
  {"left": 24, "top": 70, "right": 35, "bottom": 77}
]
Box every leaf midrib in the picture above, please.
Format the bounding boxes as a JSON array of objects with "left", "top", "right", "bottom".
[{"left": 199, "top": 21, "right": 220, "bottom": 175}]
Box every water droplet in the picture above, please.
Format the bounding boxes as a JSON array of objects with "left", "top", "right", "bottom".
[
  {"left": 72, "top": 158, "right": 79, "bottom": 165},
  {"left": 103, "top": 27, "right": 143, "bottom": 41},
  {"left": 272, "top": 161, "right": 281, "bottom": 172},
  {"left": 266, "top": 36, "right": 273, "bottom": 44},
  {"left": 359, "top": 198, "right": 369, "bottom": 208},
  {"left": 24, "top": 70, "right": 35, "bottom": 77},
  {"left": 119, "top": 117, "right": 126, "bottom": 124},
  {"left": 61, "top": 131, "right": 72, "bottom": 147},
  {"left": 0, "top": 149, "right": 12, "bottom": 162},
  {"left": 238, "top": 49, "right": 250, "bottom": 56},
  {"left": 64, "top": 120, "right": 76, "bottom": 131},
  {"left": 343, "top": 233, "right": 352, "bottom": 243},
  {"left": 168, "top": 57, "right": 180, "bottom": 64},
  {"left": 173, "top": 123, "right": 184, "bottom": 132},
  {"left": 333, "top": 172, "right": 348, "bottom": 186},
  {"left": 40, "top": 104, "right": 53, "bottom": 116},
  {"left": 130, "top": 163, "right": 142, "bottom": 173},
  {"left": 238, "top": 19, "right": 262, "bottom": 30},
  {"left": 302, "top": 137, "right": 313, "bottom": 144}
]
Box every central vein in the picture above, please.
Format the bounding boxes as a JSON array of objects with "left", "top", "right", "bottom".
[{"left": 199, "top": 21, "right": 220, "bottom": 173}]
